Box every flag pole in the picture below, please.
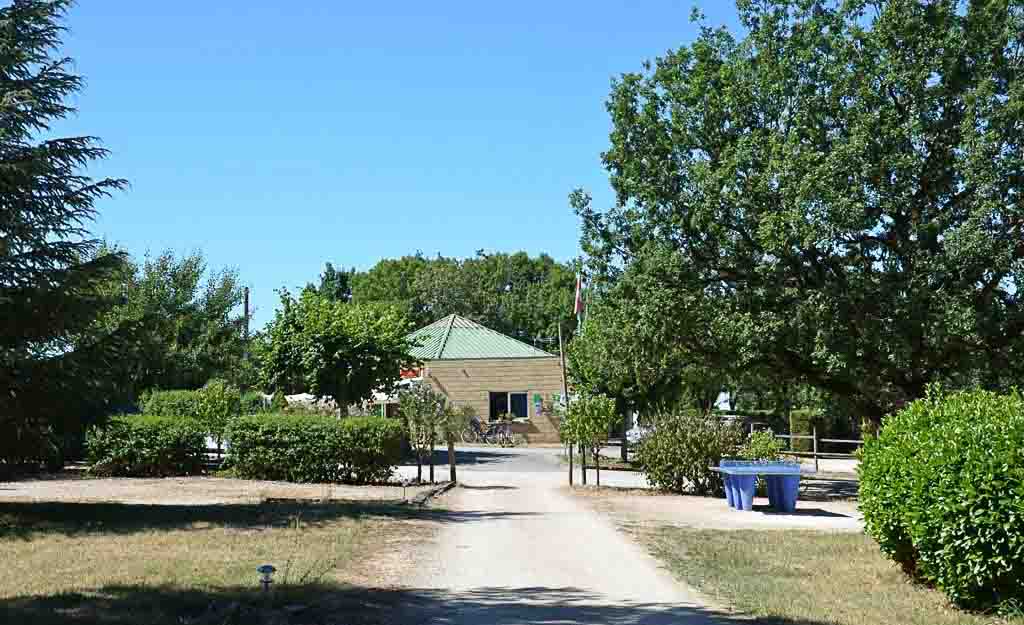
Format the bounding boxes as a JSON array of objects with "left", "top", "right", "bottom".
[{"left": 559, "top": 321, "right": 572, "bottom": 487}]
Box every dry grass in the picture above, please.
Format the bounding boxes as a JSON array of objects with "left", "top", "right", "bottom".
[
  {"left": 0, "top": 498, "right": 437, "bottom": 624},
  {"left": 641, "top": 527, "right": 1022, "bottom": 625}
]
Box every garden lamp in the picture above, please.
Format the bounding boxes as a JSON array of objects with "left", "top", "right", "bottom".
[{"left": 257, "top": 564, "right": 276, "bottom": 592}]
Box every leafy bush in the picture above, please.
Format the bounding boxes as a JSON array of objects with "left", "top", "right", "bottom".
[
  {"left": 240, "top": 391, "right": 269, "bottom": 415},
  {"left": 636, "top": 412, "right": 744, "bottom": 495},
  {"left": 562, "top": 393, "right": 620, "bottom": 451},
  {"left": 141, "top": 382, "right": 261, "bottom": 441},
  {"left": 85, "top": 415, "right": 207, "bottom": 477},
  {"left": 738, "top": 430, "right": 785, "bottom": 460},
  {"left": 139, "top": 389, "right": 201, "bottom": 418},
  {"left": 195, "top": 379, "right": 241, "bottom": 443},
  {"left": 788, "top": 409, "right": 818, "bottom": 452},
  {"left": 224, "top": 414, "right": 402, "bottom": 483},
  {"left": 859, "top": 388, "right": 1024, "bottom": 609},
  {"left": 269, "top": 391, "right": 288, "bottom": 412}
]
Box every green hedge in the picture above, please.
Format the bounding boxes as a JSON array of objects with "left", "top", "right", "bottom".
[
  {"left": 859, "top": 388, "right": 1024, "bottom": 609},
  {"left": 139, "top": 389, "right": 201, "bottom": 418},
  {"left": 85, "top": 415, "right": 207, "bottom": 477},
  {"left": 140, "top": 382, "right": 270, "bottom": 442},
  {"left": 224, "top": 414, "right": 402, "bottom": 484},
  {"left": 637, "top": 413, "right": 744, "bottom": 495}
]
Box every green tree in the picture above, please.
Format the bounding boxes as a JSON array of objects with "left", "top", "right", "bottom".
[
  {"left": 0, "top": 0, "right": 137, "bottom": 467},
  {"left": 350, "top": 251, "right": 576, "bottom": 346},
  {"left": 398, "top": 382, "right": 447, "bottom": 483},
  {"left": 259, "top": 289, "right": 417, "bottom": 415},
  {"left": 561, "top": 393, "right": 619, "bottom": 486},
  {"left": 92, "top": 248, "right": 248, "bottom": 391},
  {"left": 577, "top": 0, "right": 1024, "bottom": 424},
  {"left": 306, "top": 262, "right": 354, "bottom": 302},
  {"left": 351, "top": 254, "right": 431, "bottom": 323}
]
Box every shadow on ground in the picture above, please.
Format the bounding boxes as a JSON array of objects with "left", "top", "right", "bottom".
[
  {"left": 0, "top": 500, "right": 536, "bottom": 541},
  {"left": 0, "top": 582, "right": 847, "bottom": 625},
  {"left": 799, "top": 477, "right": 859, "bottom": 502},
  {"left": 753, "top": 505, "right": 850, "bottom": 518},
  {"left": 407, "top": 448, "right": 520, "bottom": 468}
]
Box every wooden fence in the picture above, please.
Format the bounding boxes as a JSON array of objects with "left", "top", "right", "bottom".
[{"left": 750, "top": 423, "right": 863, "bottom": 472}]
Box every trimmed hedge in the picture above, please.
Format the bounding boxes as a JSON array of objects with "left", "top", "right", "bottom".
[
  {"left": 859, "top": 388, "right": 1024, "bottom": 609},
  {"left": 139, "top": 389, "right": 201, "bottom": 418},
  {"left": 85, "top": 415, "right": 207, "bottom": 477},
  {"left": 636, "top": 412, "right": 744, "bottom": 495},
  {"left": 224, "top": 414, "right": 402, "bottom": 484},
  {"left": 140, "top": 382, "right": 270, "bottom": 442}
]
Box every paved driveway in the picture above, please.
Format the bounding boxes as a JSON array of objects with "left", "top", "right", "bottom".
[{"left": 395, "top": 447, "right": 725, "bottom": 624}]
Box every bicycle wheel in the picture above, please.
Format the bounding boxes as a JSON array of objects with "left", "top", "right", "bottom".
[{"left": 461, "top": 429, "right": 475, "bottom": 444}]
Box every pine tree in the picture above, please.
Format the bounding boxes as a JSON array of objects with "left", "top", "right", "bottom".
[{"left": 0, "top": 0, "right": 134, "bottom": 468}]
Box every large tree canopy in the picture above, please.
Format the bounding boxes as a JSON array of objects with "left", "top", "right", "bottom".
[
  {"left": 348, "top": 251, "right": 576, "bottom": 347},
  {"left": 258, "top": 289, "right": 417, "bottom": 414},
  {"left": 91, "top": 248, "right": 249, "bottom": 391},
  {"left": 577, "top": 0, "right": 1024, "bottom": 422},
  {"left": 0, "top": 0, "right": 135, "bottom": 464}
]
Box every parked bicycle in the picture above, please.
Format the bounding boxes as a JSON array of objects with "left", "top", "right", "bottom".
[{"left": 461, "top": 417, "right": 523, "bottom": 446}]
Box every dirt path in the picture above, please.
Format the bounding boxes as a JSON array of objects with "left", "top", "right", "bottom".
[{"left": 398, "top": 448, "right": 726, "bottom": 624}]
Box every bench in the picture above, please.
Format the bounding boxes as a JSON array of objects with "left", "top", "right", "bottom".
[{"left": 712, "top": 460, "right": 807, "bottom": 512}]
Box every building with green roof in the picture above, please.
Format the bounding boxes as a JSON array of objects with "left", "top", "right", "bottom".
[{"left": 404, "top": 314, "right": 565, "bottom": 443}]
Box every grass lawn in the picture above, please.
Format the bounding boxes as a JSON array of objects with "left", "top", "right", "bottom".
[
  {"left": 0, "top": 499, "right": 432, "bottom": 624},
  {"left": 642, "top": 527, "right": 1022, "bottom": 625}
]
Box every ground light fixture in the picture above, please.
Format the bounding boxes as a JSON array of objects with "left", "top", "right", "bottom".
[{"left": 257, "top": 564, "right": 276, "bottom": 592}]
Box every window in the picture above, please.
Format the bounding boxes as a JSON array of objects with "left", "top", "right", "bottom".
[{"left": 489, "top": 391, "right": 528, "bottom": 420}]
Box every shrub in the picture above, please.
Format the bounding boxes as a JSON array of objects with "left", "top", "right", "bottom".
[
  {"left": 240, "top": 391, "right": 269, "bottom": 415},
  {"left": 859, "top": 388, "right": 1024, "bottom": 609},
  {"left": 85, "top": 415, "right": 207, "bottom": 477},
  {"left": 269, "top": 391, "right": 288, "bottom": 412},
  {"left": 738, "top": 430, "right": 785, "bottom": 460},
  {"left": 636, "top": 412, "right": 744, "bottom": 495},
  {"left": 139, "top": 389, "right": 201, "bottom": 418},
  {"left": 224, "top": 414, "right": 402, "bottom": 484},
  {"left": 195, "top": 379, "right": 241, "bottom": 444},
  {"left": 788, "top": 408, "right": 818, "bottom": 452}
]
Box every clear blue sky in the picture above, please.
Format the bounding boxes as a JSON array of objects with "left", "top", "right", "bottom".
[{"left": 54, "top": 1, "right": 741, "bottom": 327}]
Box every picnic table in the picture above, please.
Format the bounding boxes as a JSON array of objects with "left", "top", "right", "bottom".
[{"left": 711, "top": 460, "right": 808, "bottom": 513}]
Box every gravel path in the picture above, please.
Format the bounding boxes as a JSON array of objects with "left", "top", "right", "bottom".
[{"left": 398, "top": 447, "right": 727, "bottom": 624}]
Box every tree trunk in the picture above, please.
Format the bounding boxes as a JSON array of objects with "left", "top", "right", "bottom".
[
  {"left": 429, "top": 438, "right": 435, "bottom": 484},
  {"left": 568, "top": 442, "right": 574, "bottom": 486},
  {"left": 416, "top": 450, "right": 423, "bottom": 483},
  {"left": 580, "top": 443, "right": 587, "bottom": 485},
  {"left": 448, "top": 437, "right": 456, "bottom": 483},
  {"left": 595, "top": 448, "right": 601, "bottom": 487}
]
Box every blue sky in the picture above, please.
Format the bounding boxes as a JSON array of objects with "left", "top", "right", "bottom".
[{"left": 55, "top": 1, "right": 741, "bottom": 327}]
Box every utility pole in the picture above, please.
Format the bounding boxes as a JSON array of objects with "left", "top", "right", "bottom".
[{"left": 243, "top": 286, "right": 250, "bottom": 343}]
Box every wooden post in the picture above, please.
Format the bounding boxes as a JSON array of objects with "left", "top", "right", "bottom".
[
  {"left": 559, "top": 322, "right": 573, "bottom": 486},
  {"left": 813, "top": 425, "right": 819, "bottom": 473}
]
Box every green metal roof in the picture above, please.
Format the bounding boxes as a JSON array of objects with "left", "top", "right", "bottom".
[{"left": 407, "top": 314, "right": 556, "bottom": 361}]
